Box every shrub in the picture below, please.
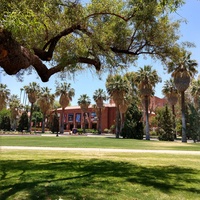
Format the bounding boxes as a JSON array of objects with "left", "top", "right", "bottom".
[
  {"left": 104, "top": 128, "right": 111, "bottom": 133},
  {"left": 121, "top": 103, "right": 144, "bottom": 139}
]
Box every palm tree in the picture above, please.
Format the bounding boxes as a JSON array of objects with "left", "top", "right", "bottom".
[
  {"left": 37, "top": 87, "right": 55, "bottom": 133},
  {"left": 20, "top": 88, "right": 23, "bottom": 104},
  {"left": 93, "top": 88, "right": 107, "bottom": 134},
  {"left": 0, "top": 83, "right": 10, "bottom": 111},
  {"left": 190, "top": 78, "right": 200, "bottom": 108},
  {"left": 77, "top": 94, "right": 91, "bottom": 133},
  {"left": 135, "top": 65, "right": 161, "bottom": 140},
  {"left": 24, "top": 82, "right": 40, "bottom": 132},
  {"left": 167, "top": 52, "right": 198, "bottom": 142},
  {"left": 162, "top": 78, "right": 178, "bottom": 138},
  {"left": 106, "top": 74, "right": 131, "bottom": 138},
  {"left": 55, "top": 82, "right": 75, "bottom": 133}
]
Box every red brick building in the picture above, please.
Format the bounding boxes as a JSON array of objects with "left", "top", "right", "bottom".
[
  {"left": 52, "top": 96, "right": 167, "bottom": 132},
  {"left": 53, "top": 102, "right": 116, "bottom": 131}
]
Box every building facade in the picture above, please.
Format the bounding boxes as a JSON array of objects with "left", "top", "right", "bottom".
[
  {"left": 52, "top": 96, "right": 167, "bottom": 132},
  {"left": 52, "top": 102, "right": 116, "bottom": 131}
]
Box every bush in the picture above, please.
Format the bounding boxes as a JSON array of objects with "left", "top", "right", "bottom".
[
  {"left": 121, "top": 103, "right": 144, "bottom": 139},
  {"left": 17, "top": 111, "right": 28, "bottom": 132},
  {"left": 156, "top": 105, "right": 174, "bottom": 141},
  {"left": 150, "top": 130, "right": 158, "bottom": 136},
  {"left": 104, "top": 128, "right": 111, "bottom": 133},
  {"left": 157, "top": 128, "right": 174, "bottom": 141}
]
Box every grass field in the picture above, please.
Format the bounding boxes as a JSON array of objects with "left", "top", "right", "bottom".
[
  {"left": 1, "top": 135, "right": 200, "bottom": 200},
  {"left": 1, "top": 135, "right": 200, "bottom": 151}
]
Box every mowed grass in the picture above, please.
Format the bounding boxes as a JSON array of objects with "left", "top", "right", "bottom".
[
  {"left": 1, "top": 136, "right": 200, "bottom": 199},
  {"left": 1, "top": 135, "right": 200, "bottom": 151},
  {"left": 1, "top": 150, "right": 200, "bottom": 200}
]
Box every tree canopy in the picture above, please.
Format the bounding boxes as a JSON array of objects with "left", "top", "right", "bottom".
[{"left": 0, "top": 0, "right": 186, "bottom": 82}]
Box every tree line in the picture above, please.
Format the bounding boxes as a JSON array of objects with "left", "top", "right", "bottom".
[{"left": 0, "top": 64, "right": 199, "bottom": 142}]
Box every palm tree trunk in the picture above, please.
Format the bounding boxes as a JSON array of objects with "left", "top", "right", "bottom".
[
  {"left": 83, "top": 112, "right": 86, "bottom": 133},
  {"left": 23, "top": 91, "right": 26, "bottom": 105},
  {"left": 115, "top": 105, "right": 120, "bottom": 138},
  {"left": 172, "top": 104, "right": 176, "bottom": 139},
  {"left": 42, "top": 113, "right": 46, "bottom": 133},
  {"left": 145, "top": 96, "right": 150, "bottom": 140},
  {"left": 181, "top": 91, "right": 187, "bottom": 142},
  {"left": 98, "top": 108, "right": 102, "bottom": 134},
  {"left": 28, "top": 102, "right": 33, "bottom": 133},
  {"left": 60, "top": 108, "right": 64, "bottom": 134},
  {"left": 20, "top": 89, "right": 23, "bottom": 104},
  {"left": 120, "top": 112, "right": 124, "bottom": 134}
]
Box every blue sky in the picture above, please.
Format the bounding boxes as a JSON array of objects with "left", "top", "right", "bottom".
[{"left": 1, "top": 0, "right": 200, "bottom": 106}]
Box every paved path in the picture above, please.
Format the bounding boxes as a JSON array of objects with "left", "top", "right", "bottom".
[{"left": 1, "top": 146, "right": 200, "bottom": 155}]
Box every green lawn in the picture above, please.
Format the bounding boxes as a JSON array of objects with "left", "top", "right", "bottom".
[
  {"left": 1, "top": 135, "right": 200, "bottom": 200},
  {"left": 1, "top": 135, "right": 200, "bottom": 151}
]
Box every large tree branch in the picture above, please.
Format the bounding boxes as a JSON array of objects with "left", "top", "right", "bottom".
[
  {"left": 33, "top": 24, "right": 82, "bottom": 61},
  {"left": 33, "top": 10, "right": 136, "bottom": 62},
  {"left": 0, "top": 29, "right": 101, "bottom": 82}
]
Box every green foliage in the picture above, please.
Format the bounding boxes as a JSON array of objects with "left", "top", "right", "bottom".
[
  {"left": 17, "top": 111, "right": 28, "bottom": 132},
  {"left": 187, "top": 104, "right": 200, "bottom": 142},
  {"left": 109, "top": 124, "right": 115, "bottom": 134},
  {"left": 76, "top": 128, "right": 98, "bottom": 134},
  {"left": 77, "top": 128, "right": 83, "bottom": 134},
  {"left": 0, "top": 0, "right": 187, "bottom": 80},
  {"left": 103, "top": 128, "right": 111, "bottom": 133},
  {"left": 50, "top": 112, "right": 59, "bottom": 134},
  {"left": 150, "top": 130, "right": 158, "bottom": 136},
  {"left": 0, "top": 108, "right": 11, "bottom": 131},
  {"left": 32, "top": 111, "right": 43, "bottom": 124},
  {"left": 156, "top": 105, "right": 174, "bottom": 141},
  {"left": 121, "top": 103, "right": 144, "bottom": 139}
]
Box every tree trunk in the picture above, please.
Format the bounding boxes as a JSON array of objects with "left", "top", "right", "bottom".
[
  {"left": 98, "top": 108, "right": 102, "bottom": 134},
  {"left": 60, "top": 108, "right": 64, "bottom": 134},
  {"left": 83, "top": 112, "right": 86, "bottom": 133},
  {"left": 115, "top": 105, "right": 121, "bottom": 138},
  {"left": 181, "top": 91, "right": 187, "bottom": 142},
  {"left": 145, "top": 96, "right": 150, "bottom": 140},
  {"left": 28, "top": 102, "right": 33, "bottom": 133},
  {"left": 120, "top": 112, "right": 125, "bottom": 134},
  {"left": 172, "top": 104, "right": 176, "bottom": 139},
  {"left": 42, "top": 113, "right": 46, "bottom": 133}
]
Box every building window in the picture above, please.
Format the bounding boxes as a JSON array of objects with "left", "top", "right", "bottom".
[
  {"left": 91, "top": 112, "right": 97, "bottom": 122},
  {"left": 75, "top": 113, "right": 81, "bottom": 123},
  {"left": 68, "top": 114, "right": 73, "bottom": 122}
]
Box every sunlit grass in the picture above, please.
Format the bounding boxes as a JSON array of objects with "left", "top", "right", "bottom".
[
  {"left": 1, "top": 150, "right": 200, "bottom": 200},
  {"left": 1, "top": 135, "right": 200, "bottom": 151}
]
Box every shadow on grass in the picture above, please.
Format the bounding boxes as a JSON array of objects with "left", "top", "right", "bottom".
[{"left": 1, "top": 159, "right": 200, "bottom": 199}]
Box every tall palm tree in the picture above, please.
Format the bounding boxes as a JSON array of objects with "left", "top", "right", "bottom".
[
  {"left": 0, "top": 83, "right": 10, "bottom": 111},
  {"left": 167, "top": 52, "right": 198, "bottom": 142},
  {"left": 20, "top": 88, "right": 23, "bottom": 104},
  {"left": 55, "top": 82, "right": 75, "bottom": 134},
  {"left": 93, "top": 88, "right": 107, "bottom": 134},
  {"left": 135, "top": 65, "right": 161, "bottom": 140},
  {"left": 24, "top": 82, "right": 40, "bottom": 132},
  {"left": 106, "top": 74, "right": 131, "bottom": 138},
  {"left": 162, "top": 78, "right": 178, "bottom": 138},
  {"left": 37, "top": 87, "right": 54, "bottom": 133},
  {"left": 77, "top": 94, "right": 91, "bottom": 133},
  {"left": 190, "top": 78, "right": 200, "bottom": 108}
]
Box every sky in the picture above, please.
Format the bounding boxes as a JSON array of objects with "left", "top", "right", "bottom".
[{"left": 1, "top": 0, "right": 200, "bottom": 106}]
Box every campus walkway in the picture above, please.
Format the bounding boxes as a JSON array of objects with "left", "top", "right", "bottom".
[{"left": 1, "top": 146, "right": 200, "bottom": 155}]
